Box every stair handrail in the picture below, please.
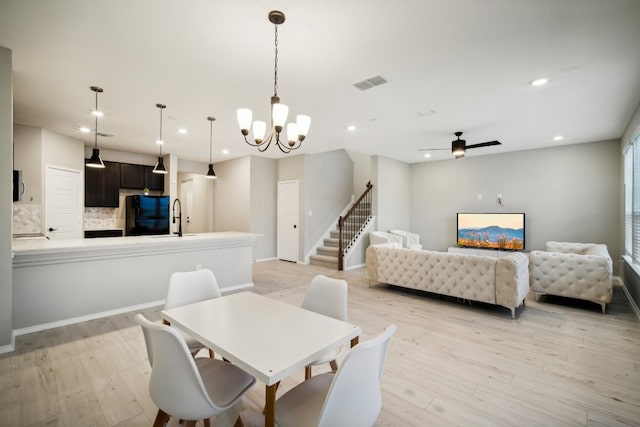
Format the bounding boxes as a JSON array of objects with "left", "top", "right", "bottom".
[{"left": 338, "top": 181, "right": 373, "bottom": 270}]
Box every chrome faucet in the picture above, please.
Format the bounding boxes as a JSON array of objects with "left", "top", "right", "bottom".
[{"left": 172, "top": 198, "right": 182, "bottom": 237}]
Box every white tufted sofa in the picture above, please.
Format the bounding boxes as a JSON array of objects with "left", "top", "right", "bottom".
[
  {"left": 529, "top": 241, "right": 613, "bottom": 313},
  {"left": 366, "top": 245, "right": 529, "bottom": 318}
]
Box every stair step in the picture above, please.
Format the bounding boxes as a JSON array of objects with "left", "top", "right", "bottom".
[
  {"left": 317, "top": 246, "right": 339, "bottom": 256},
  {"left": 324, "top": 238, "right": 339, "bottom": 248},
  {"left": 309, "top": 254, "right": 339, "bottom": 269}
]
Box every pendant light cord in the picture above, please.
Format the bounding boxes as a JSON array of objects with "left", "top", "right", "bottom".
[
  {"left": 94, "top": 90, "right": 99, "bottom": 149},
  {"left": 158, "top": 106, "right": 163, "bottom": 156},
  {"left": 209, "top": 119, "right": 213, "bottom": 163},
  {"left": 273, "top": 24, "right": 279, "bottom": 97}
]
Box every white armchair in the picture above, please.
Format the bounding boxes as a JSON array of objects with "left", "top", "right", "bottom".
[
  {"left": 389, "top": 229, "right": 422, "bottom": 250},
  {"left": 529, "top": 241, "right": 613, "bottom": 313},
  {"left": 369, "top": 231, "right": 403, "bottom": 247}
]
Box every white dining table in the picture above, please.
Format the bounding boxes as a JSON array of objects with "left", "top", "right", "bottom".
[{"left": 161, "top": 291, "right": 361, "bottom": 427}]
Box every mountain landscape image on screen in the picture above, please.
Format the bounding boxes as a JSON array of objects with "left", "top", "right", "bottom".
[{"left": 458, "top": 225, "right": 524, "bottom": 250}]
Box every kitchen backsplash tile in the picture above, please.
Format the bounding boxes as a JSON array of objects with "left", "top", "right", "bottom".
[
  {"left": 13, "top": 203, "right": 42, "bottom": 234},
  {"left": 84, "top": 205, "right": 125, "bottom": 230}
]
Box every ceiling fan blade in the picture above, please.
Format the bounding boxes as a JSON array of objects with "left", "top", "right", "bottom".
[
  {"left": 466, "top": 140, "right": 501, "bottom": 149},
  {"left": 418, "top": 148, "right": 449, "bottom": 151}
]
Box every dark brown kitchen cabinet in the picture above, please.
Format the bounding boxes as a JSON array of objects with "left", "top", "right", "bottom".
[
  {"left": 144, "top": 166, "right": 165, "bottom": 191},
  {"left": 85, "top": 161, "right": 120, "bottom": 207},
  {"left": 120, "top": 163, "right": 145, "bottom": 189}
]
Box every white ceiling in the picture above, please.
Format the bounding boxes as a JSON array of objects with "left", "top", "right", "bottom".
[{"left": 1, "top": 0, "right": 639, "bottom": 164}]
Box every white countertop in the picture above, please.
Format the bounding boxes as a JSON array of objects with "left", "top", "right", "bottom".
[{"left": 12, "top": 231, "right": 259, "bottom": 257}]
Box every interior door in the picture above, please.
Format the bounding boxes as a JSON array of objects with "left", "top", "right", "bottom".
[
  {"left": 180, "top": 178, "right": 194, "bottom": 234},
  {"left": 277, "top": 180, "right": 299, "bottom": 262},
  {"left": 45, "top": 165, "right": 82, "bottom": 239}
]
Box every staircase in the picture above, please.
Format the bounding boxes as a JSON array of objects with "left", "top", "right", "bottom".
[{"left": 309, "top": 182, "right": 373, "bottom": 270}]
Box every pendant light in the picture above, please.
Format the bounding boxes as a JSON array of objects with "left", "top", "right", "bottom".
[
  {"left": 205, "top": 116, "right": 217, "bottom": 179},
  {"left": 86, "top": 86, "right": 105, "bottom": 168},
  {"left": 237, "top": 10, "right": 311, "bottom": 153},
  {"left": 152, "top": 103, "right": 168, "bottom": 174}
]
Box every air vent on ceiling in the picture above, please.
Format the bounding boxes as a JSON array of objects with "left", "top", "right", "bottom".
[{"left": 353, "top": 75, "right": 388, "bottom": 91}]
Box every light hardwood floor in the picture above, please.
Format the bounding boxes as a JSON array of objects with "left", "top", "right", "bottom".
[{"left": 1, "top": 260, "right": 639, "bottom": 426}]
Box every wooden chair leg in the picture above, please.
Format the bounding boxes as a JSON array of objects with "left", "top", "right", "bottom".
[
  {"left": 305, "top": 366, "right": 312, "bottom": 380},
  {"left": 234, "top": 415, "right": 245, "bottom": 427},
  {"left": 152, "top": 409, "right": 170, "bottom": 427},
  {"left": 329, "top": 360, "right": 338, "bottom": 372},
  {"left": 204, "top": 418, "right": 211, "bottom": 427},
  {"left": 209, "top": 348, "right": 215, "bottom": 358},
  {"left": 185, "top": 421, "right": 196, "bottom": 427}
]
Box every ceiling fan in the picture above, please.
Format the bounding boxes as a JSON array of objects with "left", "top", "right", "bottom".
[{"left": 420, "top": 131, "right": 501, "bottom": 158}]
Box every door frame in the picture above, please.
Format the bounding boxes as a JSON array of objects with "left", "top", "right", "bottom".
[
  {"left": 277, "top": 180, "right": 299, "bottom": 263},
  {"left": 45, "top": 164, "right": 83, "bottom": 239}
]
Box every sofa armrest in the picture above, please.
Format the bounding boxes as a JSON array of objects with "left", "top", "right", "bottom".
[
  {"left": 365, "top": 245, "right": 380, "bottom": 281},
  {"left": 529, "top": 250, "right": 613, "bottom": 303},
  {"left": 495, "top": 252, "right": 530, "bottom": 311}
]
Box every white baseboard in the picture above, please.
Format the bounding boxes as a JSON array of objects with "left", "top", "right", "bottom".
[
  {"left": 13, "top": 299, "right": 165, "bottom": 337},
  {"left": 221, "top": 282, "right": 254, "bottom": 295},
  {"left": 0, "top": 332, "right": 15, "bottom": 355},
  {"left": 345, "top": 262, "right": 366, "bottom": 271},
  {"left": 616, "top": 276, "right": 640, "bottom": 321},
  {"left": 254, "top": 257, "right": 277, "bottom": 263}
]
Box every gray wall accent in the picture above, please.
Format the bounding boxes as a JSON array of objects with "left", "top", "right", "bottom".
[
  {"left": 372, "top": 155, "right": 411, "bottom": 233},
  {"left": 345, "top": 149, "right": 372, "bottom": 197},
  {"left": 0, "top": 46, "right": 13, "bottom": 349},
  {"left": 621, "top": 100, "right": 640, "bottom": 308},
  {"left": 41, "top": 129, "right": 84, "bottom": 171},
  {"left": 177, "top": 158, "right": 209, "bottom": 174},
  {"left": 214, "top": 156, "right": 251, "bottom": 232},
  {"left": 305, "top": 150, "right": 353, "bottom": 257},
  {"left": 278, "top": 151, "right": 353, "bottom": 262},
  {"left": 410, "top": 140, "right": 621, "bottom": 268},
  {"left": 250, "top": 156, "right": 277, "bottom": 261},
  {"left": 14, "top": 124, "right": 43, "bottom": 204}
]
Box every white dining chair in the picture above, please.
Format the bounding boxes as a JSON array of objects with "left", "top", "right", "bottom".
[
  {"left": 135, "top": 314, "right": 256, "bottom": 427},
  {"left": 165, "top": 268, "right": 222, "bottom": 357},
  {"left": 275, "top": 324, "right": 397, "bottom": 427},
  {"left": 301, "top": 275, "right": 348, "bottom": 379}
]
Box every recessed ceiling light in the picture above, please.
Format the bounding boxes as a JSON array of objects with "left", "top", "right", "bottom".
[
  {"left": 91, "top": 110, "right": 104, "bottom": 117},
  {"left": 553, "top": 135, "right": 563, "bottom": 141},
  {"left": 79, "top": 127, "right": 90, "bottom": 133},
  {"left": 347, "top": 125, "right": 356, "bottom": 132},
  {"left": 156, "top": 139, "right": 164, "bottom": 145},
  {"left": 222, "top": 149, "right": 229, "bottom": 155},
  {"left": 423, "top": 153, "right": 431, "bottom": 158},
  {"left": 178, "top": 128, "right": 188, "bottom": 134},
  {"left": 530, "top": 78, "right": 548, "bottom": 87}
]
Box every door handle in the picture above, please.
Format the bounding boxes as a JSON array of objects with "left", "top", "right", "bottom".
[{"left": 48, "top": 227, "right": 58, "bottom": 232}]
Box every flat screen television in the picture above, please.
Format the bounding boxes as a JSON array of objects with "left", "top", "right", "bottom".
[{"left": 457, "top": 212, "right": 525, "bottom": 251}]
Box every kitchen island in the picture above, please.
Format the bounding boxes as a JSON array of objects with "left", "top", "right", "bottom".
[{"left": 12, "top": 232, "right": 258, "bottom": 332}]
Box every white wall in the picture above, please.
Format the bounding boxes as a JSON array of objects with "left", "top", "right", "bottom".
[
  {"left": 410, "top": 140, "right": 621, "bottom": 265},
  {"left": 87, "top": 146, "right": 158, "bottom": 166},
  {"left": 0, "top": 46, "right": 13, "bottom": 350},
  {"left": 250, "top": 156, "right": 277, "bottom": 261},
  {"left": 372, "top": 155, "right": 411, "bottom": 232}
]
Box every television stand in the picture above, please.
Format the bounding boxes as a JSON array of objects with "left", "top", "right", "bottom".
[{"left": 448, "top": 246, "right": 524, "bottom": 259}]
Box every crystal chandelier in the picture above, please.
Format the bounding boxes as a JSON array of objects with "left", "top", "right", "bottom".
[{"left": 237, "top": 10, "right": 311, "bottom": 153}]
